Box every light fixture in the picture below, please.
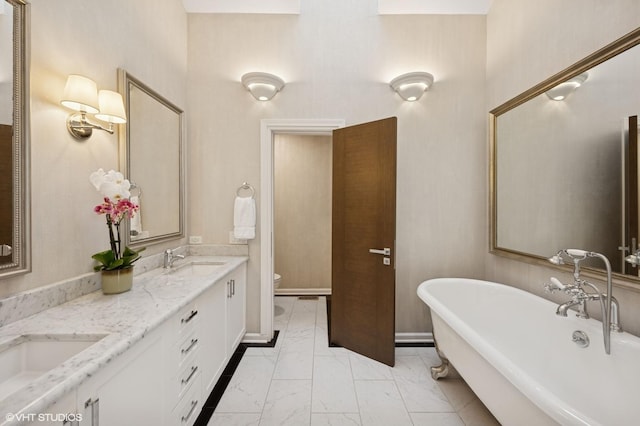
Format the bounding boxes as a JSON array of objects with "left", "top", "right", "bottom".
[
  {"left": 60, "top": 74, "right": 127, "bottom": 140},
  {"left": 545, "top": 73, "right": 589, "bottom": 101},
  {"left": 241, "top": 72, "right": 285, "bottom": 101},
  {"left": 390, "top": 71, "right": 434, "bottom": 101}
]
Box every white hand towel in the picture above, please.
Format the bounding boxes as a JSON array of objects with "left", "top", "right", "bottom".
[
  {"left": 130, "top": 195, "right": 143, "bottom": 234},
  {"left": 234, "top": 196, "right": 256, "bottom": 240}
]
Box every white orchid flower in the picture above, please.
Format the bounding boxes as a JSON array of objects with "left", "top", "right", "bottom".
[
  {"left": 89, "top": 169, "right": 131, "bottom": 200},
  {"left": 99, "top": 181, "right": 131, "bottom": 201},
  {"left": 89, "top": 168, "right": 106, "bottom": 191}
]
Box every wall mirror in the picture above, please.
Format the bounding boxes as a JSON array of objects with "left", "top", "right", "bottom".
[
  {"left": 0, "top": 0, "right": 30, "bottom": 279},
  {"left": 118, "top": 69, "right": 184, "bottom": 247},
  {"left": 491, "top": 27, "right": 640, "bottom": 282}
]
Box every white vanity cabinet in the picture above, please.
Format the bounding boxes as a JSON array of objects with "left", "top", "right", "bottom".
[
  {"left": 224, "top": 263, "right": 247, "bottom": 356},
  {"left": 198, "top": 279, "right": 228, "bottom": 398},
  {"left": 76, "top": 325, "right": 166, "bottom": 426},
  {"left": 19, "top": 259, "right": 248, "bottom": 426},
  {"left": 165, "top": 300, "right": 203, "bottom": 426},
  {"left": 198, "top": 262, "right": 247, "bottom": 398}
]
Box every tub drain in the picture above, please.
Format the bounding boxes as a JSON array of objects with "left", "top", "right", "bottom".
[{"left": 572, "top": 330, "right": 589, "bottom": 348}]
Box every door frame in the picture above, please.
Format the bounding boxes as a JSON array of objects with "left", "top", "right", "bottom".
[{"left": 256, "top": 119, "right": 345, "bottom": 343}]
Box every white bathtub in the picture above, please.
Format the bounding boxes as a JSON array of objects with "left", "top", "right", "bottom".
[{"left": 417, "top": 278, "right": 640, "bottom": 426}]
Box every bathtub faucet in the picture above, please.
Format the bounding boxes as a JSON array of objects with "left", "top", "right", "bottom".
[{"left": 547, "top": 249, "right": 620, "bottom": 354}]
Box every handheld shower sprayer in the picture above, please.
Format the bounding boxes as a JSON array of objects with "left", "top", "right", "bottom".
[
  {"left": 548, "top": 249, "right": 588, "bottom": 280},
  {"left": 546, "top": 248, "right": 616, "bottom": 354}
]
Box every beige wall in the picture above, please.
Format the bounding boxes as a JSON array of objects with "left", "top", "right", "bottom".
[
  {"left": 0, "top": 0, "right": 188, "bottom": 298},
  {"left": 274, "top": 134, "right": 332, "bottom": 292},
  {"left": 187, "top": 1, "right": 487, "bottom": 334},
  {"left": 486, "top": 0, "right": 640, "bottom": 335}
]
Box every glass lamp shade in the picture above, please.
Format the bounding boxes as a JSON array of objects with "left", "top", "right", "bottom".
[
  {"left": 389, "top": 72, "right": 434, "bottom": 101},
  {"left": 241, "top": 72, "right": 285, "bottom": 101},
  {"left": 60, "top": 75, "right": 99, "bottom": 113},
  {"left": 95, "top": 90, "right": 127, "bottom": 123},
  {"left": 545, "top": 73, "right": 589, "bottom": 101}
]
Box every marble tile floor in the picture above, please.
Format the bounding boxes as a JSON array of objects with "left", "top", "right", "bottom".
[{"left": 207, "top": 296, "right": 500, "bottom": 426}]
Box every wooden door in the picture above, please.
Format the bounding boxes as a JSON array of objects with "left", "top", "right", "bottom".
[
  {"left": 331, "top": 117, "right": 397, "bottom": 366},
  {"left": 626, "top": 115, "right": 639, "bottom": 275}
]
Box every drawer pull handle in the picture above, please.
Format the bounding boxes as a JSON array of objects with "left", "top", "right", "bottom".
[
  {"left": 181, "top": 400, "right": 198, "bottom": 423},
  {"left": 181, "top": 310, "right": 198, "bottom": 324},
  {"left": 182, "top": 365, "right": 198, "bottom": 385},
  {"left": 181, "top": 338, "right": 199, "bottom": 355}
]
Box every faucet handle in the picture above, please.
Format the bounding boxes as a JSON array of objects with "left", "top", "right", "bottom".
[{"left": 544, "top": 277, "right": 566, "bottom": 293}]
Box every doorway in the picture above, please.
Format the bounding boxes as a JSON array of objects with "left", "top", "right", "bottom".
[
  {"left": 273, "top": 133, "right": 332, "bottom": 296},
  {"left": 258, "top": 118, "right": 397, "bottom": 367},
  {"left": 258, "top": 119, "right": 345, "bottom": 343}
]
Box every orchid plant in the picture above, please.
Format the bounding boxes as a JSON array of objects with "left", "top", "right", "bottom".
[{"left": 90, "top": 169, "right": 144, "bottom": 271}]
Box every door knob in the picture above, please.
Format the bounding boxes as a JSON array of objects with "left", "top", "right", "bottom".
[
  {"left": 0, "top": 244, "right": 12, "bottom": 256},
  {"left": 369, "top": 248, "right": 391, "bottom": 256}
]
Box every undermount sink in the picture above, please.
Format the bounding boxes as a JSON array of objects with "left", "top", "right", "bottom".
[
  {"left": 0, "top": 334, "right": 107, "bottom": 401},
  {"left": 169, "top": 261, "right": 227, "bottom": 277}
]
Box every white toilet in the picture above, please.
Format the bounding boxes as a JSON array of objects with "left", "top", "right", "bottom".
[{"left": 274, "top": 273, "right": 281, "bottom": 289}]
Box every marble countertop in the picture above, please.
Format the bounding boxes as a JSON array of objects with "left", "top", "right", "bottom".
[{"left": 0, "top": 255, "right": 248, "bottom": 425}]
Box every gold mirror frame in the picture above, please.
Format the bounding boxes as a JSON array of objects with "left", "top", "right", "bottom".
[
  {"left": 490, "top": 27, "right": 640, "bottom": 286},
  {"left": 118, "top": 69, "right": 185, "bottom": 248},
  {"left": 0, "top": 0, "right": 30, "bottom": 279}
]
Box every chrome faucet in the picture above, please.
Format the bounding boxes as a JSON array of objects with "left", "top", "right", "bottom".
[
  {"left": 163, "top": 249, "right": 185, "bottom": 269},
  {"left": 546, "top": 249, "right": 621, "bottom": 354}
]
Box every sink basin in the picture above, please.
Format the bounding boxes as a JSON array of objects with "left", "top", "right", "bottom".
[
  {"left": 170, "top": 261, "right": 226, "bottom": 277},
  {"left": 0, "top": 334, "right": 106, "bottom": 400}
]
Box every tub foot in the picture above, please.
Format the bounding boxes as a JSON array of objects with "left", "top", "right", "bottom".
[{"left": 431, "top": 341, "right": 451, "bottom": 380}]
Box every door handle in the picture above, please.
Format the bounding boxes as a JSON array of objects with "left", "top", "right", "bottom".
[{"left": 369, "top": 248, "right": 391, "bottom": 256}]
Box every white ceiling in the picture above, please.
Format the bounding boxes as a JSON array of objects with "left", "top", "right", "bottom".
[{"left": 181, "top": 0, "right": 493, "bottom": 15}]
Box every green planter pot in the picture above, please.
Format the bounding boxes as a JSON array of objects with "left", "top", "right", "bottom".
[{"left": 101, "top": 267, "right": 133, "bottom": 294}]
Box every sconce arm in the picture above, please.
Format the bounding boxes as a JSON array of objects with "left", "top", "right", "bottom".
[{"left": 66, "top": 112, "right": 114, "bottom": 140}]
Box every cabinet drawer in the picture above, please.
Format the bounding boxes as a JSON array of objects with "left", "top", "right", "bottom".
[
  {"left": 167, "top": 357, "right": 201, "bottom": 405},
  {"left": 170, "top": 301, "right": 201, "bottom": 339},
  {"left": 172, "top": 375, "right": 202, "bottom": 426},
  {"left": 165, "top": 329, "right": 200, "bottom": 370},
  {"left": 177, "top": 331, "right": 200, "bottom": 368}
]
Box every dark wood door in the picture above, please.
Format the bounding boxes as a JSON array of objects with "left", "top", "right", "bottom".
[
  {"left": 626, "top": 115, "right": 639, "bottom": 275},
  {"left": 330, "top": 117, "right": 397, "bottom": 366}
]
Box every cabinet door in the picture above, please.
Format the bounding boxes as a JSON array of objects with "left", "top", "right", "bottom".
[
  {"left": 77, "top": 329, "right": 165, "bottom": 426},
  {"left": 198, "top": 280, "right": 227, "bottom": 397},
  {"left": 227, "top": 263, "right": 247, "bottom": 354}
]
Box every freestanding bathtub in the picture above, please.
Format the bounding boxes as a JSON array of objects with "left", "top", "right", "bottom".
[{"left": 417, "top": 278, "right": 640, "bottom": 426}]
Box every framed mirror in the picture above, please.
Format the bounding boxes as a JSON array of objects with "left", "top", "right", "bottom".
[
  {"left": 0, "top": 0, "right": 30, "bottom": 279},
  {"left": 490, "top": 27, "right": 640, "bottom": 281},
  {"left": 118, "top": 69, "right": 184, "bottom": 248}
]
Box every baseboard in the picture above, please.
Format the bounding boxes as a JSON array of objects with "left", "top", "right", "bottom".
[
  {"left": 241, "top": 332, "right": 272, "bottom": 344},
  {"left": 395, "top": 332, "right": 434, "bottom": 344},
  {"left": 275, "top": 288, "right": 331, "bottom": 296}
]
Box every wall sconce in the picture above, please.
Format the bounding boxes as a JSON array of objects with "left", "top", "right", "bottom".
[
  {"left": 60, "top": 74, "right": 127, "bottom": 140},
  {"left": 241, "top": 72, "right": 285, "bottom": 101},
  {"left": 390, "top": 71, "right": 434, "bottom": 101},
  {"left": 545, "top": 73, "right": 589, "bottom": 101}
]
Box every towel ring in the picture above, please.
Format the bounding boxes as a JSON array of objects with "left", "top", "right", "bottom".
[
  {"left": 129, "top": 181, "right": 142, "bottom": 197},
  {"left": 236, "top": 182, "right": 255, "bottom": 198}
]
